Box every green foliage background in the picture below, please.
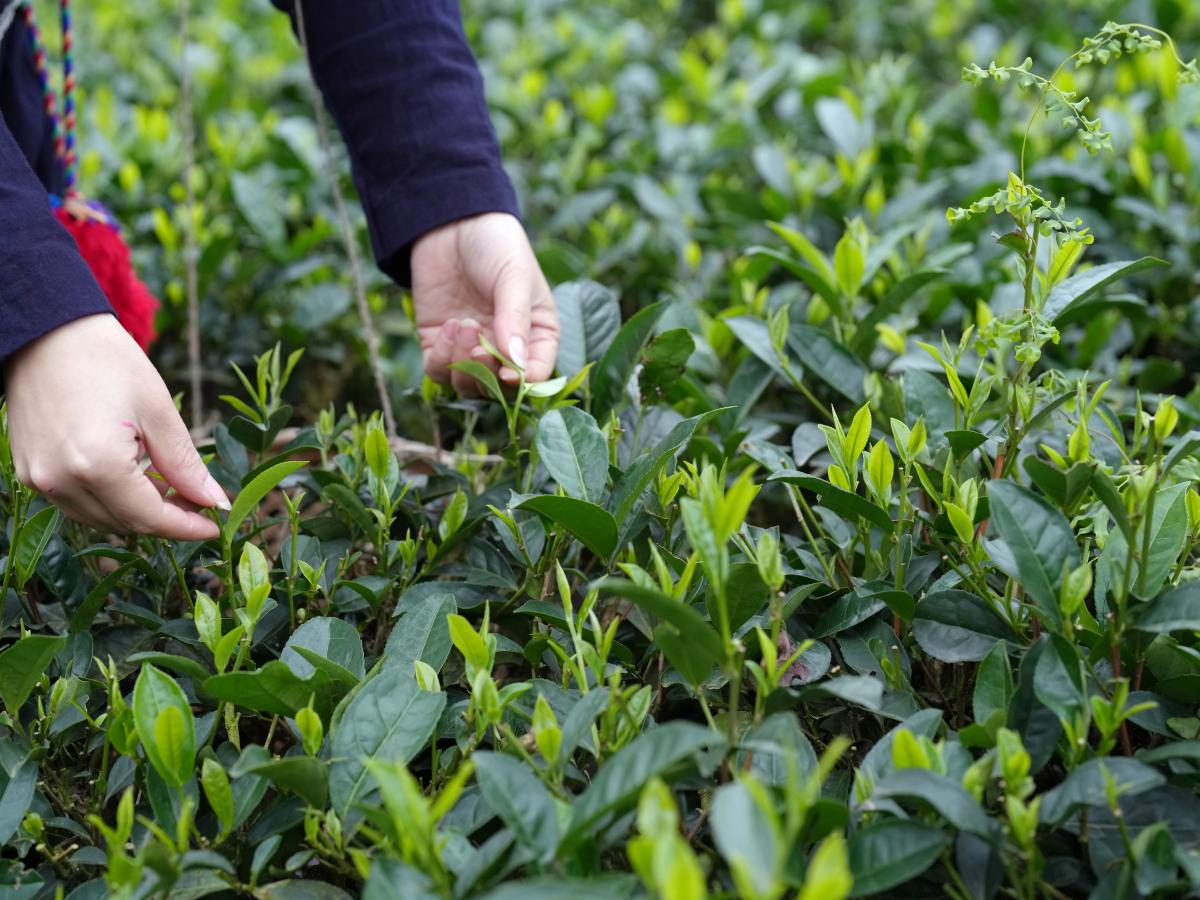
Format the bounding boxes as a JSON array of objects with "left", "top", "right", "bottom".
[{"left": 2, "top": 0, "right": 1200, "bottom": 897}]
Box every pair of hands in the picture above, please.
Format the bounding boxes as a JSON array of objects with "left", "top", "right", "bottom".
[{"left": 3, "top": 212, "right": 559, "bottom": 541}]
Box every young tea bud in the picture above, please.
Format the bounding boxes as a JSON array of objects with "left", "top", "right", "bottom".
[
  {"left": 1154, "top": 396, "right": 1179, "bottom": 443},
  {"left": 755, "top": 530, "right": 785, "bottom": 593},
  {"left": 296, "top": 703, "right": 324, "bottom": 757}
]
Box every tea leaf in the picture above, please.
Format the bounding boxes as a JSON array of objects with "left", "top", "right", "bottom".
[
  {"left": 1132, "top": 582, "right": 1200, "bottom": 634},
  {"left": 610, "top": 408, "right": 728, "bottom": 521},
  {"left": 536, "top": 407, "right": 609, "bottom": 503},
  {"left": 281, "top": 616, "right": 365, "bottom": 679},
  {"left": 986, "top": 481, "right": 1078, "bottom": 626},
  {"left": 913, "top": 590, "right": 1016, "bottom": 663},
  {"left": 1038, "top": 758, "right": 1163, "bottom": 825},
  {"left": 328, "top": 669, "right": 446, "bottom": 818},
  {"left": 973, "top": 642, "right": 1014, "bottom": 726},
  {"left": 383, "top": 592, "right": 457, "bottom": 673},
  {"left": 554, "top": 280, "right": 622, "bottom": 378},
  {"left": 1044, "top": 257, "right": 1166, "bottom": 322},
  {"left": 521, "top": 495, "right": 619, "bottom": 559},
  {"left": 564, "top": 722, "right": 725, "bottom": 845},
  {"left": 846, "top": 820, "right": 949, "bottom": 896},
  {"left": 14, "top": 506, "right": 59, "bottom": 588},
  {"left": 474, "top": 751, "right": 560, "bottom": 862},
  {"left": 204, "top": 660, "right": 352, "bottom": 723},
  {"left": 592, "top": 301, "right": 669, "bottom": 419},
  {"left": 594, "top": 578, "right": 725, "bottom": 676},
  {"left": 786, "top": 325, "right": 867, "bottom": 402},
  {"left": 224, "top": 459, "right": 308, "bottom": 541},
  {"left": 0, "top": 634, "right": 66, "bottom": 716},
  {"left": 133, "top": 664, "right": 196, "bottom": 789}
]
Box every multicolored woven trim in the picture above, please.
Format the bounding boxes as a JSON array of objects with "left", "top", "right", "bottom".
[{"left": 20, "top": 0, "right": 78, "bottom": 195}]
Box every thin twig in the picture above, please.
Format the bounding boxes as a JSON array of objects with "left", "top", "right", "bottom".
[
  {"left": 189, "top": 426, "right": 502, "bottom": 467},
  {"left": 292, "top": 1, "right": 397, "bottom": 439},
  {"left": 179, "top": 0, "right": 202, "bottom": 431}
]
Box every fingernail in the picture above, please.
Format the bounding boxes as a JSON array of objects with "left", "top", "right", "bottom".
[
  {"left": 509, "top": 336, "right": 528, "bottom": 369},
  {"left": 205, "top": 475, "right": 231, "bottom": 511}
]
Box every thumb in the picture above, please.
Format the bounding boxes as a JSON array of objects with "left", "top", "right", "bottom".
[
  {"left": 492, "top": 267, "right": 533, "bottom": 383},
  {"left": 140, "top": 393, "right": 230, "bottom": 511}
]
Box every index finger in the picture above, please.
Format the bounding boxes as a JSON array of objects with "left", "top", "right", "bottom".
[{"left": 96, "top": 465, "right": 220, "bottom": 541}]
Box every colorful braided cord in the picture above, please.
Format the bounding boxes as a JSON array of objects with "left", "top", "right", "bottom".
[{"left": 20, "top": 0, "right": 77, "bottom": 194}]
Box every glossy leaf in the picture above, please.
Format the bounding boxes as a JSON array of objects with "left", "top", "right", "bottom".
[
  {"left": 592, "top": 301, "right": 669, "bottom": 418},
  {"left": 986, "top": 481, "right": 1078, "bottom": 625},
  {"left": 133, "top": 664, "right": 196, "bottom": 789},
  {"left": 0, "top": 634, "right": 66, "bottom": 715},
  {"left": 535, "top": 407, "right": 609, "bottom": 503},
  {"left": 847, "top": 820, "right": 949, "bottom": 897},
  {"left": 224, "top": 460, "right": 308, "bottom": 540},
  {"left": 474, "top": 751, "right": 560, "bottom": 862},
  {"left": 521, "top": 495, "right": 618, "bottom": 559},
  {"left": 329, "top": 669, "right": 446, "bottom": 817}
]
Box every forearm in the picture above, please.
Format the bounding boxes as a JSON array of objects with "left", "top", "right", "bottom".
[
  {"left": 274, "top": 0, "right": 520, "bottom": 286},
  {"left": 0, "top": 114, "right": 111, "bottom": 368}
]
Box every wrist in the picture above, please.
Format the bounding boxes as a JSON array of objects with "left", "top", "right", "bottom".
[{"left": 4, "top": 313, "right": 116, "bottom": 383}]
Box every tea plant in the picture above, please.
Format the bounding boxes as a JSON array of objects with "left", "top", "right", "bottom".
[{"left": 3, "top": 2, "right": 1200, "bottom": 899}]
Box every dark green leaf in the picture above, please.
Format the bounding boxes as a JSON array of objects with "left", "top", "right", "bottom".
[
  {"left": 224, "top": 460, "right": 307, "bottom": 540},
  {"left": 848, "top": 820, "right": 949, "bottom": 897},
  {"left": 564, "top": 721, "right": 724, "bottom": 845},
  {"left": 1033, "top": 634, "right": 1087, "bottom": 724},
  {"left": 1132, "top": 581, "right": 1200, "bottom": 634},
  {"left": 554, "top": 280, "right": 621, "bottom": 378},
  {"left": 986, "top": 481, "right": 1078, "bottom": 625},
  {"left": 14, "top": 506, "right": 59, "bottom": 587},
  {"left": 814, "top": 592, "right": 885, "bottom": 638},
  {"left": 535, "top": 408, "right": 609, "bottom": 503},
  {"left": 0, "top": 756, "right": 37, "bottom": 845},
  {"left": 870, "top": 769, "right": 995, "bottom": 837},
  {"left": 768, "top": 472, "right": 892, "bottom": 531},
  {"left": 592, "top": 301, "right": 669, "bottom": 418},
  {"left": 384, "top": 593, "right": 456, "bottom": 673},
  {"left": 1044, "top": 257, "right": 1167, "bottom": 322},
  {"left": 281, "top": 617, "right": 365, "bottom": 680},
  {"left": 0, "top": 634, "right": 66, "bottom": 715},
  {"left": 203, "top": 661, "right": 351, "bottom": 724},
  {"left": 973, "top": 642, "right": 1014, "bottom": 727},
  {"left": 474, "top": 751, "right": 560, "bottom": 862},
  {"left": 328, "top": 669, "right": 446, "bottom": 818},
  {"left": 127, "top": 652, "right": 212, "bottom": 684},
  {"left": 520, "top": 496, "right": 618, "bottom": 560},
  {"left": 913, "top": 591, "right": 1015, "bottom": 663},
  {"left": 786, "top": 325, "right": 866, "bottom": 402},
  {"left": 1038, "top": 758, "right": 1164, "bottom": 825},
  {"left": 610, "top": 409, "right": 727, "bottom": 521},
  {"left": 240, "top": 753, "right": 329, "bottom": 808},
  {"left": 639, "top": 328, "right": 695, "bottom": 403},
  {"left": 593, "top": 578, "right": 724, "bottom": 678}
]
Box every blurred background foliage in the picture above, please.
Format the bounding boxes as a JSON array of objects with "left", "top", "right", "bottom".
[{"left": 42, "top": 0, "right": 1200, "bottom": 430}]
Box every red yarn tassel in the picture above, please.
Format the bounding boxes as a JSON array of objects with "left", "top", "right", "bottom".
[{"left": 53, "top": 200, "right": 159, "bottom": 351}]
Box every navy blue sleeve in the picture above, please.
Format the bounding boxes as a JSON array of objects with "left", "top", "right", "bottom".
[
  {"left": 274, "top": 0, "right": 521, "bottom": 286},
  {"left": 0, "top": 113, "right": 112, "bottom": 365}
]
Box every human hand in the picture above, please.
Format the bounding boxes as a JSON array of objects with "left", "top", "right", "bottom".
[
  {"left": 4, "top": 314, "right": 229, "bottom": 540},
  {"left": 411, "top": 212, "right": 560, "bottom": 395}
]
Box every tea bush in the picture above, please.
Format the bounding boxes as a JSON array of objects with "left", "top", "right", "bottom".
[{"left": 3, "top": 1, "right": 1200, "bottom": 898}]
